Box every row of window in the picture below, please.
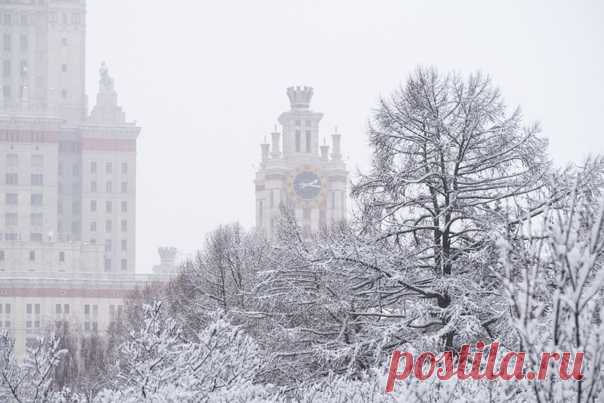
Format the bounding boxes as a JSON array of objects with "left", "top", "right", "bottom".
[
  {"left": 61, "top": 200, "right": 128, "bottom": 215},
  {"left": 0, "top": 250, "right": 68, "bottom": 263},
  {"left": 101, "top": 239, "right": 129, "bottom": 252},
  {"left": 89, "top": 181, "right": 128, "bottom": 193},
  {"left": 3, "top": 59, "right": 68, "bottom": 78},
  {"left": 0, "top": 12, "right": 82, "bottom": 27},
  {"left": 3, "top": 158, "right": 129, "bottom": 176},
  {"left": 89, "top": 219, "right": 129, "bottom": 233},
  {"left": 4, "top": 154, "right": 43, "bottom": 168},
  {"left": 1, "top": 303, "right": 123, "bottom": 330},
  {"left": 4, "top": 213, "right": 43, "bottom": 226},
  {"left": 0, "top": 233, "right": 45, "bottom": 242},
  {"left": 2, "top": 59, "right": 28, "bottom": 77},
  {"left": 4, "top": 193, "right": 43, "bottom": 206},
  {"left": 2, "top": 33, "right": 28, "bottom": 52},
  {"left": 4, "top": 173, "right": 43, "bottom": 186},
  {"left": 56, "top": 180, "right": 128, "bottom": 194},
  {"left": 0, "top": 248, "right": 129, "bottom": 268},
  {"left": 103, "top": 258, "right": 129, "bottom": 272},
  {"left": 59, "top": 161, "right": 129, "bottom": 177},
  {"left": 2, "top": 85, "right": 69, "bottom": 100},
  {"left": 90, "top": 161, "right": 129, "bottom": 175}
]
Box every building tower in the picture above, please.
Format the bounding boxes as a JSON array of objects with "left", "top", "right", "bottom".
[
  {"left": 0, "top": 0, "right": 146, "bottom": 358},
  {"left": 255, "top": 87, "right": 348, "bottom": 239},
  {"left": 0, "top": 0, "right": 87, "bottom": 125},
  {"left": 79, "top": 63, "right": 139, "bottom": 273}
]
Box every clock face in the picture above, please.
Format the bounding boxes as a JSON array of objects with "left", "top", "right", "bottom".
[{"left": 293, "top": 171, "right": 322, "bottom": 200}]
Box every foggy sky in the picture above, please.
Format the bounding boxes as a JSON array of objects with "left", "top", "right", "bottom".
[{"left": 85, "top": 0, "right": 604, "bottom": 273}]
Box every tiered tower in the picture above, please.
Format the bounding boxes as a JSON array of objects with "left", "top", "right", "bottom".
[{"left": 255, "top": 87, "right": 348, "bottom": 238}]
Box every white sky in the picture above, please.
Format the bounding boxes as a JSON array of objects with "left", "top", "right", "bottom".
[{"left": 85, "top": 0, "right": 604, "bottom": 272}]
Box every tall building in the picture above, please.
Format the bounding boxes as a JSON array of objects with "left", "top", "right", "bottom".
[
  {"left": 0, "top": 0, "right": 164, "bottom": 358},
  {"left": 0, "top": 0, "right": 87, "bottom": 125},
  {"left": 255, "top": 87, "right": 348, "bottom": 238}
]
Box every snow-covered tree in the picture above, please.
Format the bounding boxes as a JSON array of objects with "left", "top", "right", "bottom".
[
  {"left": 498, "top": 180, "right": 604, "bottom": 402},
  {"left": 98, "top": 302, "right": 268, "bottom": 401},
  {"left": 0, "top": 332, "right": 72, "bottom": 402}
]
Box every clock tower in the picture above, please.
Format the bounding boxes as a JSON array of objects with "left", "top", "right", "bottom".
[{"left": 255, "top": 87, "right": 348, "bottom": 239}]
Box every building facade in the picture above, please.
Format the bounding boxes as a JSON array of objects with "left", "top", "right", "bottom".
[
  {"left": 0, "top": 0, "right": 166, "bottom": 358},
  {"left": 255, "top": 87, "right": 348, "bottom": 239}
]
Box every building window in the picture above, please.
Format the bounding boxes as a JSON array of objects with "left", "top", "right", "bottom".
[
  {"left": 72, "top": 201, "right": 80, "bottom": 214},
  {"left": 295, "top": 130, "right": 301, "bottom": 152},
  {"left": 104, "top": 259, "right": 111, "bottom": 272},
  {"left": 31, "top": 194, "right": 43, "bottom": 207},
  {"left": 105, "top": 239, "right": 112, "bottom": 252},
  {"left": 91, "top": 161, "right": 97, "bottom": 174},
  {"left": 295, "top": 120, "right": 301, "bottom": 126},
  {"left": 91, "top": 181, "right": 97, "bottom": 192},
  {"left": 3, "top": 60, "right": 10, "bottom": 77},
  {"left": 61, "top": 89, "right": 67, "bottom": 99},
  {"left": 121, "top": 220, "right": 127, "bottom": 232},
  {"left": 30, "top": 233, "right": 42, "bottom": 242},
  {"left": 3, "top": 14, "right": 11, "bottom": 25},
  {"left": 305, "top": 119, "right": 311, "bottom": 126},
  {"left": 121, "top": 201, "right": 127, "bottom": 213},
  {"left": 5, "top": 213, "right": 17, "bottom": 226},
  {"left": 6, "top": 194, "right": 18, "bottom": 205},
  {"left": 59, "top": 251, "right": 65, "bottom": 262},
  {"left": 90, "top": 200, "right": 97, "bottom": 212},
  {"left": 0, "top": 251, "right": 4, "bottom": 261},
  {"left": 3, "top": 34, "right": 10, "bottom": 52},
  {"left": 31, "top": 174, "right": 43, "bottom": 186},
  {"left": 90, "top": 222, "right": 96, "bottom": 232},
  {"left": 106, "top": 162, "right": 112, "bottom": 174},
  {"left": 2, "top": 85, "right": 10, "bottom": 99},
  {"left": 121, "top": 182, "right": 127, "bottom": 193},
  {"left": 61, "top": 37, "right": 67, "bottom": 46},
  {"left": 121, "top": 162, "right": 128, "bottom": 174},
  {"left": 106, "top": 182, "right": 112, "bottom": 193},
  {"left": 121, "top": 259, "right": 127, "bottom": 271},
  {"left": 20, "top": 60, "right": 27, "bottom": 77},
  {"left": 29, "top": 250, "right": 35, "bottom": 261},
  {"left": 105, "top": 220, "right": 112, "bottom": 233},
  {"left": 305, "top": 131, "right": 311, "bottom": 153},
  {"left": 5, "top": 233, "right": 18, "bottom": 241},
  {"left": 72, "top": 163, "right": 80, "bottom": 176},
  {"left": 105, "top": 201, "right": 112, "bottom": 213},
  {"left": 61, "top": 64, "right": 67, "bottom": 73},
  {"left": 5, "top": 173, "right": 18, "bottom": 185},
  {"left": 121, "top": 239, "right": 127, "bottom": 252}
]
